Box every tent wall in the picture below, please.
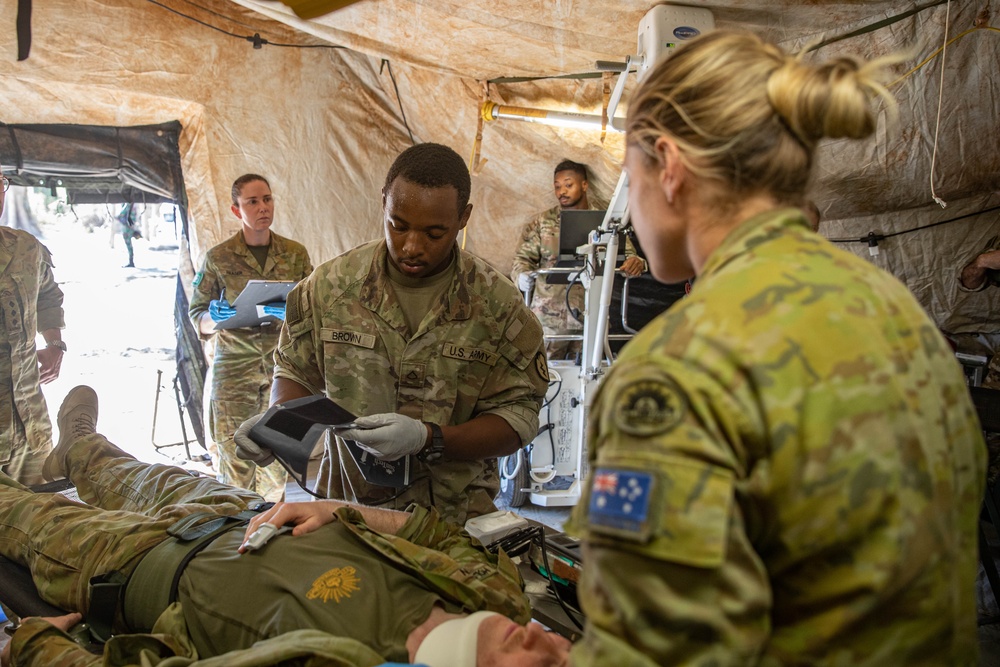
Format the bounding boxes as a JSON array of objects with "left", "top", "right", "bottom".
[
  {"left": 234, "top": 0, "right": 1000, "bottom": 336},
  {"left": 0, "top": 0, "right": 409, "bottom": 278},
  {"left": 1, "top": 0, "right": 998, "bottom": 337}
]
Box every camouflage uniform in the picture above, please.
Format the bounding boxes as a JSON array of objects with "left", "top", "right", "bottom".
[
  {"left": 567, "top": 209, "right": 986, "bottom": 666},
  {"left": 0, "top": 227, "right": 64, "bottom": 485},
  {"left": 274, "top": 240, "right": 547, "bottom": 522},
  {"left": 189, "top": 230, "right": 312, "bottom": 502},
  {"left": 511, "top": 204, "right": 640, "bottom": 359},
  {"left": 1, "top": 434, "right": 530, "bottom": 667}
]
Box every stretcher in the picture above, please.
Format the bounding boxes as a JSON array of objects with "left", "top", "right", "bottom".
[
  {"left": 0, "top": 554, "right": 65, "bottom": 619},
  {"left": 1, "top": 479, "right": 76, "bottom": 619},
  {"left": 0, "top": 483, "right": 584, "bottom": 659}
]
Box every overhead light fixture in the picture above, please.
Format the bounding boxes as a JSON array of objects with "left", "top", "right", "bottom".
[
  {"left": 479, "top": 5, "right": 715, "bottom": 133},
  {"left": 481, "top": 101, "right": 610, "bottom": 131}
]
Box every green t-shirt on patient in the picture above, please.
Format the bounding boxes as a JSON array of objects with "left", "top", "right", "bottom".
[{"left": 179, "top": 518, "right": 442, "bottom": 662}]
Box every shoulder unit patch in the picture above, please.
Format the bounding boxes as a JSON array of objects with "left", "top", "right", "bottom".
[{"left": 612, "top": 376, "right": 687, "bottom": 437}]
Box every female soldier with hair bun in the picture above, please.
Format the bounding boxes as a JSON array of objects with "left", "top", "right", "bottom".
[{"left": 567, "top": 30, "right": 984, "bottom": 666}]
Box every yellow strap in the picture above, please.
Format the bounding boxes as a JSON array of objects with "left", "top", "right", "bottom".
[{"left": 601, "top": 72, "right": 612, "bottom": 144}]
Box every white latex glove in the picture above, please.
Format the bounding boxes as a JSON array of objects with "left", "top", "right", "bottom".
[
  {"left": 339, "top": 413, "right": 428, "bottom": 462},
  {"left": 234, "top": 412, "right": 275, "bottom": 466},
  {"left": 517, "top": 272, "right": 536, "bottom": 293}
]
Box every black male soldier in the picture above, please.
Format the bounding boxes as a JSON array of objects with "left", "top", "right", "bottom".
[
  {"left": 511, "top": 160, "right": 645, "bottom": 360},
  {"left": 237, "top": 144, "right": 548, "bottom": 523}
]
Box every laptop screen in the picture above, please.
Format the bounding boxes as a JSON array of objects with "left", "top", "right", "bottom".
[{"left": 559, "top": 210, "right": 606, "bottom": 259}]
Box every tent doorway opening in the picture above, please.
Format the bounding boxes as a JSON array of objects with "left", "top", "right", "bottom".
[{"left": 0, "top": 121, "right": 207, "bottom": 467}]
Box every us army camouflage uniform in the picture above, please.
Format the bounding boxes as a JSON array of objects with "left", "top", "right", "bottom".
[
  {"left": 0, "top": 227, "right": 64, "bottom": 485},
  {"left": 189, "top": 230, "right": 312, "bottom": 502},
  {"left": 274, "top": 240, "right": 547, "bottom": 523},
  {"left": 511, "top": 203, "right": 640, "bottom": 360},
  {"left": 1, "top": 433, "right": 530, "bottom": 667},
  {"left": 567, "top": 209, "right": 986, "bottom": 666}
]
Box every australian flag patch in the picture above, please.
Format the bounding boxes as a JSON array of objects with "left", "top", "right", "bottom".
[{"left": 587, "top": 467, "right": 654, "bottom": 540}]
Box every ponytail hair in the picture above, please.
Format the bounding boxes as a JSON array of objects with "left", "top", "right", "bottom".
[{"left": 626, "top": 30, "right": 901, "bottom": 207}]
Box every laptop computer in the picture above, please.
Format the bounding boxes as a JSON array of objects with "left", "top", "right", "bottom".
[
  {"left": 547, "top": 210, "right": 625, "bottom": 284},
  {"left": 558, "top": 210, "right": 606, "bottom": 259}
]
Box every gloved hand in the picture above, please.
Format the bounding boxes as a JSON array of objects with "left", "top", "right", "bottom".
[
  {"left": 339, "top": 413, "right": 428, "bottom": 462},
  {"left": 516, "top": 272, "right": 536, "bottom": 293},
  {"left": 234, "top": 413, "right": 275, "bottom": 466},
  {"left": 262, "top": 302, "right": 286, "bottom": 321},
  {"left": 209, "top": 299, "right": 237, "bottom": 323}
]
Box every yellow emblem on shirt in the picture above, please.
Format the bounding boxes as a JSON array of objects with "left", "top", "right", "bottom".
[{"left": 307, "top": 566, "right": 361, "bottom": 603}]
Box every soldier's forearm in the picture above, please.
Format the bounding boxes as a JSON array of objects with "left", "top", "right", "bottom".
[
  {"left": 436, "top": 414, "right": 521, "bottom": 461},
  {"left": 959, "top": 262, "right": 987, "bottom": 290},
  {"left": 197, "top": 311, "right": 216, "bottom": 336}
]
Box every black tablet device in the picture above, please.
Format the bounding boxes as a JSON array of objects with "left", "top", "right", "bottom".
[{"left": 249, "top": 395, "right": 411, "bottom": 490}]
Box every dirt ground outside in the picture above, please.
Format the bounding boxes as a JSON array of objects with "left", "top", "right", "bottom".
[{"left": 16, "top": 194, "right": 201, "bottom": 467}]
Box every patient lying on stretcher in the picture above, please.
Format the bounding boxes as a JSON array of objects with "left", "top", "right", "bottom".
[{"left": 0, "top": 386, "right": 571, "bottom": 667}]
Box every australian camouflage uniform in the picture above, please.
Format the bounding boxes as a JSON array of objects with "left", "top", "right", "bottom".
[
  {"left": 274, "top": 240, "right": 548, "bottom": 523},
  {"left": 567, "top": 209, "right": 986, "bottom": 666},
  {"left": 189, "top": 230, "right": 312, "bottom": 501},
  {"left": 0, "top": 227, "right": 64, "bottom": 485},
  {"left": 511, "top": 203, "right": 640, "bottom": 360},
  {"left": 0, "top": 434, "right": 530, "bottom": 666}
]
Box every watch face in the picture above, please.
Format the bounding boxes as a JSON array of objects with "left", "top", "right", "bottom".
[{"left": 420, "top": 423, "right": 445, "bottom": 462}]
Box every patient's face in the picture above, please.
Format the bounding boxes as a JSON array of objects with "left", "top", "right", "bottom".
[{"left": 476, "top": 616, "right": 572, "bottom": 667}]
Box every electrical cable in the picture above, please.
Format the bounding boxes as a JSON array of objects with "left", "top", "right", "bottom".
[
  {"left": 379, "top": 59, "right": 416, "bottom": 145},
  {"left": 367, "top": 474, "right": 431, "bottom": 506},
  {"left": 541, "top": 376, "right": 562, "bottom": 410},
  {"left": 535, "top": 527, "right": 585, "bottom": 630},
  {"left": 827, "top": 204, "right": 1000, "bottom": 246},
  {"left": 143, "top": 0, "right": 349, "bottom": 50},
  {"left": 545, "top": 412, "right": 557, "bottom": 468},
  {"left": 484, "top": 525, "right": 584, "bottom": 630}
]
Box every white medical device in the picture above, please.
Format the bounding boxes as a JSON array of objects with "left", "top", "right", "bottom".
[{"left": 499, "top": 4, "right": 714, "bottom": 508}]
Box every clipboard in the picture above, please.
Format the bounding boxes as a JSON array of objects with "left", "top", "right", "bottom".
[{"left": 214, "top": 280, "right": 296, "bottom": 330}]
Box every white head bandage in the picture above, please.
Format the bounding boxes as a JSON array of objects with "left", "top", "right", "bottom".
[{"left": 414, "top": 611, "right": 502, "bottom": 667}]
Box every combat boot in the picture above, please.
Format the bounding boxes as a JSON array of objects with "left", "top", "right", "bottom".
[{"left": 42, "top": 385, "right": 99, "bottom": 481}]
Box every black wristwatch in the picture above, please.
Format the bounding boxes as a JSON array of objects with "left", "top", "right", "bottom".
[
  {"left": 419, "top": 422, "right": 445, "bottom": 462},
  {"left": 46, "top": 340, "right": 67, "bottom": 353}
]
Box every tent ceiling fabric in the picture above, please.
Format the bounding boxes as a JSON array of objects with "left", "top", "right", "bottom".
[
  {"left": 227, "top": 0, "right": 1000, "bottom": 335},
  {"left": 0, "top": 0, "right": 997, "bottom": 337},
  {"left": 237, "top": 0, "right": 943, "bottom": 78}
]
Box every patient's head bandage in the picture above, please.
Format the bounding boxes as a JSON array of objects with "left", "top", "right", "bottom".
[{"left": 414, "top": 610, "right": 501, "bottom": 667}]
